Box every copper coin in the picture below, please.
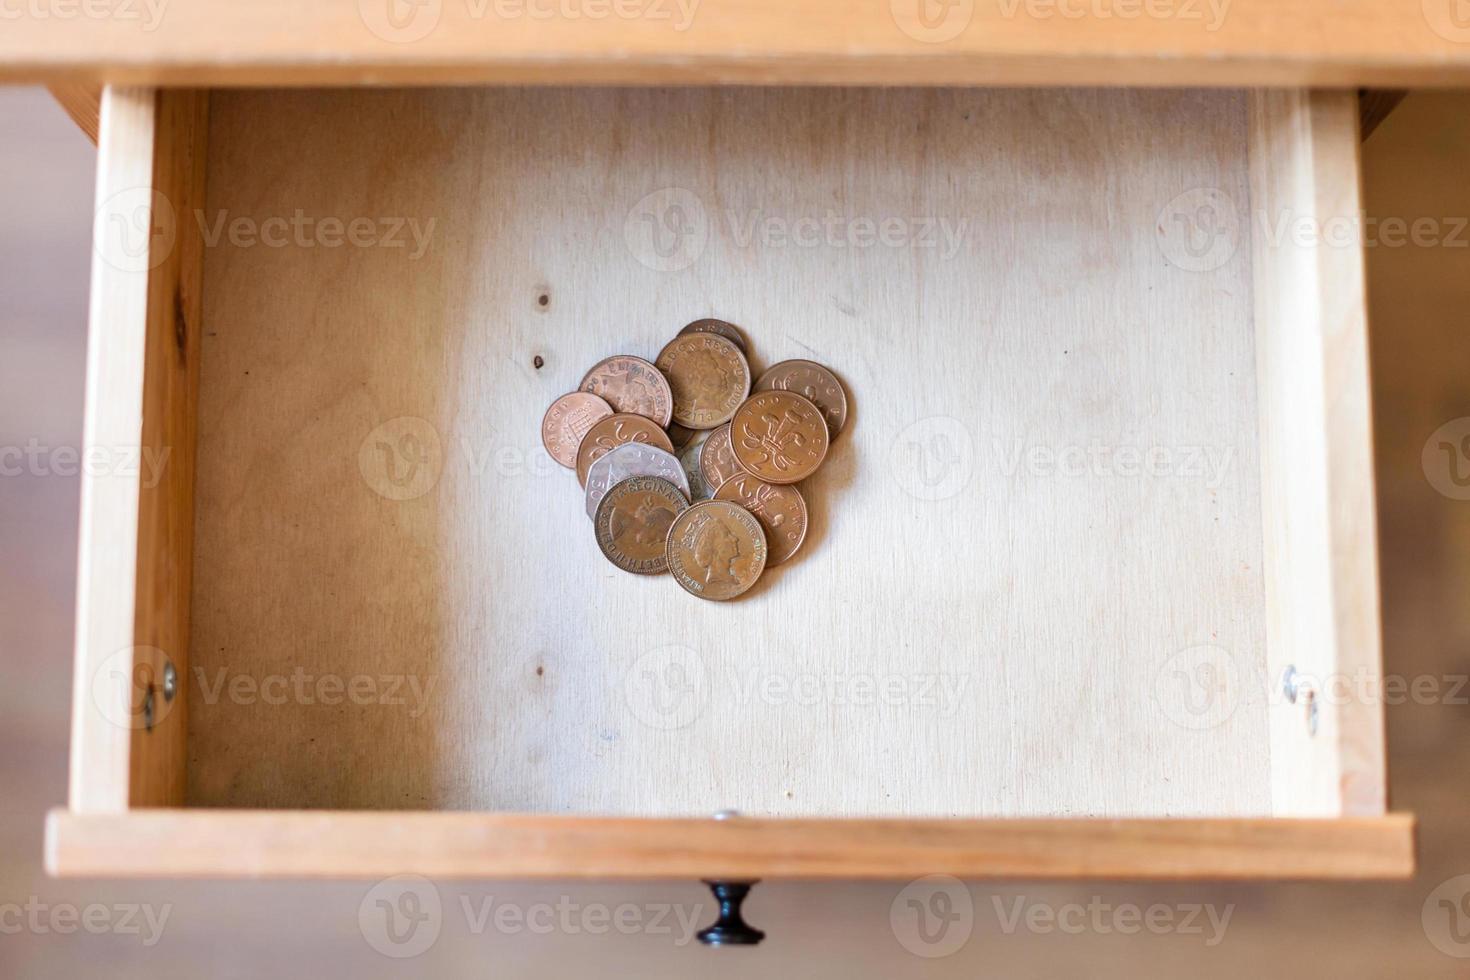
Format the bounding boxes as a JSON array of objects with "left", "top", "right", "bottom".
[
  {"left": 540, "top": 391, "right": 614, "bottom": 469},
  {"left": 594, "top": 476, "right": 688, "bottom": 575},
  {"left": 584, "top": 442, "right": 690, "bottom": 520},
  {"left": 753, "top": 359, "right": 849, "bottom": 438},
  {"left": 714, "top": 473, "right": 808, "bottom": 565},
  {"left": 677, "top": 318, "right": 748, "bottom": 352},
  {"left": 729, "top": 390, "right": 829, "bottom": 484},
  {"left": 655, "top": 333, "right": 751, "bottom": 430},
  {"left": 698, "top": 422, "right": 747, "bottom": 492},
  {"left": 575, "top": 413, "right": 674, "bottom": 487},
  {"left": 666, "top": 500, "right": 768, "bottom": 601},
  {"left": 579, "top": 355, "right": 673, "bottom": 427}
]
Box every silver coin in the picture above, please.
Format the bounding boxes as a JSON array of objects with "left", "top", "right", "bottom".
[
  {"left": 584, "top": 442, "right": 691, "bottom": 520},
  {"left": 678, "top": 428, "right": 715, "bottom": 502}
]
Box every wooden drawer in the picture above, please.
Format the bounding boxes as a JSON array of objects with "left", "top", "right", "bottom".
[{"left": 47, "top": 85, "right": 1414, "bottom": 881}]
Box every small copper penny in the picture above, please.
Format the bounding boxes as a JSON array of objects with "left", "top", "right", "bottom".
[
  {"left": 655, "top": 333, "right": 751, "bottom": 430},
  {"left": 698, "top": 422, "right": 747, "bottom": 492},
  {"left": 540, "top": 391, "right": 613, "bottom": 469},
  {"left": 594, "top": 475, "right": 688, "bottom": 575},
  {"left": 729, "top": 390, "right": 829, "bottom": 484},
  {"left": 753, "top": 359, "right": 849, "bottom": 438},
  {"left": 714, "top": 474, "right": 808, "bottom": 565},
  {"left": 575, "top": 412, "right": 674, "bottom": 487},
  {"left": 677, "top": 318, "right": 748, "bottom": 352},
  {"left": 666, "top": 500, "right": 768, "bottom": 601},
  {"left": 579, "top": 355, "right": 674, "bottom": 427}
]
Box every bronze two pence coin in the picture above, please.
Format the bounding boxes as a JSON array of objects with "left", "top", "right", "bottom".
[
  {"left": 540, "top": 391, "right": 613, "bottom": 469},
  {"left": 575, "top": 412, "right": 674, "bottom": 487},
  {"left": 698, "top": 422, "right": 746, "bottom": 492},
  {"left": 594, "top": 476, "right": 689, "bottom": 575},
  {"left": 729, "top": 390, "right": 829, "bottom": 484},
  {"left": 677, "top": 318, "right": 747, "bottom": 352},
  {"left": 666, "top": 500, "right": 768, "bottom": 601},
  {"left": 714, "top": 473, "right": 808, "bottom": 565},
  {"left": 655, "top": 333, "right": 751, "bottom": 430},
  {"left": 579, "top": 355, "right": 674, "bottom": 427},
  {"left": 753, "top": 359, "right": 848, "bottom": 438}
]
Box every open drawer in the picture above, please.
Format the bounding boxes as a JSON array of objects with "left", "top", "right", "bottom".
[{"left": 47, "top": 85, "right": 1414, "bottom": 881}]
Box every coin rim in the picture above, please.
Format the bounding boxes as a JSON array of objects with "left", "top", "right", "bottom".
[
  {"left": 713, "top": 474, "right": 808, "bottom": 566},
  {"left": 540, "top": 391, "right": 613, "bottom": 469},
  {"left": 577, "top": 354, "right": 674, "bottom": 428},
  {"left": 655, "top": 333, "right": 752, "bottom": 431},
  {"left": 753, "top": 358, "right": 849, "bottom": 438},
  {"left": 728, "top": 389, "right": 830, "bottom": 485},
  {"left": 574, "top": 412, "right": 675, "bottom": 487},
  {"left": 676, "top": 318, "right": 748, "bottom": 352},
  {"left": 594, "top": 475, "right": 690, "bottom": 576},
  {"left": 583, "top": 442, "right": 691, "bottom": 521},
  {"left": 664, "top": 498, "right": 769, "bottom": 600}
]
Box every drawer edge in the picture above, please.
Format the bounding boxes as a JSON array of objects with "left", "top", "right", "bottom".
[{"left": 45, "top": 809, "right": 1416, "bottom": 881}]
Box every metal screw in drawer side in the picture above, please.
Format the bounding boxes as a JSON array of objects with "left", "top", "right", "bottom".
[
  {"left": 1281, "top": 665, "right": 1319, "bottom": 737},
  {"left": 163, "top": 661, "right": 177, "bottom": 701}
]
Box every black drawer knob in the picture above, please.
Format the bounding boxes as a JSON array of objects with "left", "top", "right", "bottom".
[{"left": 696, "top": 880, "right": 765, "bottom": 946}]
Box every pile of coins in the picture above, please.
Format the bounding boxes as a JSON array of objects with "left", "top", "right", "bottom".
[{"left": 540, "top": 318, "right": 849, "bottom": 601}]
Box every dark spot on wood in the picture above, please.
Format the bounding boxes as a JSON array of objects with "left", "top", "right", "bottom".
[
  {"left": 535, "top": 665, "right": 544, "bottom": 677},
  {"left": 173, "top": 288, "right": 188, "bottom": 364},
  {"left": 533, "top": 355, "right": 545, "bottom": 370},
  {"left": 538, "top": 293, "right": 549, "bottom": 307}
]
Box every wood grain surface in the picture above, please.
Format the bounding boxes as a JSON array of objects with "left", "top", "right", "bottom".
[
  {"left": 3, "top": 0, "right": 1470, "bottom": 87},
  {"left": 45, "top": 810, "right": 1417, "bottom": 879},
  {"left": 187, "top": 88, "right": 1271, "bottom": 817},
  {"left": 1247, "top": 91, "right": 1385, "bottom": 816}
]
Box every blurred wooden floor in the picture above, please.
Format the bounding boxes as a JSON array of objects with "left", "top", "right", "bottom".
[{"left": 2, "top": 88, "right": 1469, "bottom": 977}]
